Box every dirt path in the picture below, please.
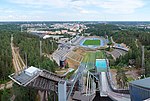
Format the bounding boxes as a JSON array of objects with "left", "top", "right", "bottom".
[
  {"left": 0, "top": 81, "right": 13, "bottom": 90},
  {"left": 0, "top": 37, "right": 25, "bottom": 91}
]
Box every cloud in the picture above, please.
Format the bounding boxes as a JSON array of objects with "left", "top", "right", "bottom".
[
  {"left": 71, "top": 0, "right": 145, "bottom": 14},
  {"left": 97, "top": 0, "right": 145, "bottom": 14},
  {"left": 8, "top": 0, "right": 145, "bottom": 14},
  {"left": 0, "top": 14, "right": 46, "bottom": 21},
  {"left": 9, "top": 0, "right": 70, "bottom": 8},
  {"left": 0, "top": 8, "right": 15, "bottom": 13},
  {"left": 1, "top": 0, "right": 146, "bottom": 21},
  {"left": 71, "top": 5, "right": 98, "bottom": 14}
]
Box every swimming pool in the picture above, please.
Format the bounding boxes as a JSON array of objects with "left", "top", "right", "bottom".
[{"left": 96, "top": 59, "right": 107, "bottom": 72}]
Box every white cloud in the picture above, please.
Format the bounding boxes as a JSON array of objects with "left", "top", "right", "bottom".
[
  {"left": 71, "top": 5, "right": 98, "bottom": 14},
  {"left": 9, "top": 0, "right": 70, "bottom": 8},
  {"left": 8, "top": 0, "right": 145, "bottom": 14},
  {"left": 0, "top": 14, "right": 46, "bottom": 21},
  {"left": 2, "top": 0, "right": 146, "bottom": 21},
  {"left": 0, "top": 8, "right": 15, "bottom": 13},
  {"left": 71, "top": 0, "right": 145, "bottom": 14},
  {"left": 97, "top": 0, "right": 144, "bottom": 14}
]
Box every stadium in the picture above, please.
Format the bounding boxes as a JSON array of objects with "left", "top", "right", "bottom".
[
  {"left": 52, "top": 36, "right": 109, "bottom": 70},
  {"left": 79, "top": 37, "right": 108, "bottom": 48},
  {"left": 70, "top": 36, "right": 109, "bottom": 49}
]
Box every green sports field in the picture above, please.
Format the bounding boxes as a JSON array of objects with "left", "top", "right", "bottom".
[
  {"left": 82, "top": 51, "right": 105, "bottom": 70},
  {"left": 83, "top": 40, "right": 101, "bottom": 45}
]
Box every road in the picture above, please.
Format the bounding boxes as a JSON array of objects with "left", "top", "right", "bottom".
[
  {"left": 110, "top": 37, "right": 115, "bottom": 44},
  {"left": 135, "top": 39, "right": 139, "bottom": 48}
]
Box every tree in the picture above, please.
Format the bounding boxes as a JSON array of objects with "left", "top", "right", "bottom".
[
  {"left": 145, "top": 61, "right": 150, "bottom": 77},
  {"left": 0, "top": 89, "right": 10, "bottom": 101},
  {"left": 13, "top": 84, "right": 37, "bottom": 101},
  {"left": 65, "top": 62, "right": 69, "bottom": 68},
  {"left": 116, "top": 67, "right": 128, "bottom": 89},
  {"left": 135, "top": 56, "right": 141, "bottom": 68}
]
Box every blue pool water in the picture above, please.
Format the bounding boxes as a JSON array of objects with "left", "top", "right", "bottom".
[{"left": 96, "top": 59, "right": 107, "bottom": 72}]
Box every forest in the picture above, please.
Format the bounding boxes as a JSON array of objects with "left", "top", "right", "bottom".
[
  {"left": 0, "top": 24, "right": 58, "bottom": 101},
  {"left": 112, "top": 30, "right": 150, "bottom": 77},
  {"left": 85, "top": 23, "right": 119, "bottom": 36}
]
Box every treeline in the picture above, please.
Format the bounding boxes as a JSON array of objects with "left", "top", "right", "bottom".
[
  {"left": 12, "top": 30, "right": 59, "bottom": 101},
  {"left": 0, "top": 24, "right": 59, "bottom": 101},
  {"left": 13, "top": 32, "right": 58, "bottom": 72},
  {"left": 112, "top": 30, "right": 150, "bottom": 47},
  {"left": 0, "top": 24, "right": 59, "bottom": 82},
  {"left": 112, "top": 30, "right": 150, "bottom": 77},
  {"left": 0, "top": 24, "right": 20, "bottom": 83},
  {"left": 85, "top": 24, "right": 119, "bottom": 36}
]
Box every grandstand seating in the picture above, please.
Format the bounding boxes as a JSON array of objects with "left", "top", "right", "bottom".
[
  {"left": 52, "top": 44, "right": 74, "bottom": 66},
  {"left": 110, "top": 49, "right": 127, "bottom": 59},
  {"left": 71, "top": 36, "right": 84, "bottom": 45}
]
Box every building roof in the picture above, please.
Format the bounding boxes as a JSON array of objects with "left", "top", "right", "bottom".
[
  {"left": 10, "top": 66, "right": 41, "bottom": 86},
  {"left": 43, "top": 35, "right": 64, "bottom": 39},
  {"left": 130, "top": 77, "right": 150, "bottom": 89},
  {"left": 25, "top": 66, "right": 40, "bottom": 74}
]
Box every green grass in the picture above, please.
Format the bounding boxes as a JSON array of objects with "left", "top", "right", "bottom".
[
  {"left": 82, "top": 52, "right": 96, "bottom": 63},
  {"left": 96, "top": 51, "right": 105, "bottom": 59},
  {"left": 83, "top": 40, "right": 101, "bottom": 45},
  {"left": 65, "top": 70, "right": 75, "bottom": 79},
  {"left": 127, "top": 77, "right": 134, "bottom": 82},
  {"left": 82, "top": 52, "right": 96, "bottom": 70},
  {"left": 82, "top": 51, "right": 105, "bottom": 70}
]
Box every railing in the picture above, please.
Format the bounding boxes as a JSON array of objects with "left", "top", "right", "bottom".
[
  {"left": 106, "top": 71, "right": 129, "bottom": 94},
  {"left": 66, "top": 64, "right": 86, "bottom": 100}
]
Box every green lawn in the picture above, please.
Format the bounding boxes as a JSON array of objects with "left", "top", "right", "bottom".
[
  {"left": 82, "top": 52, "right": 96, "bottom": 70},
  {"left": 127, "top": 77, "right": 134, "bottom": 82},
  {"left": 83, "top": 40, "right": 101, "bottom": 45},
  {"left": 96, "top": 51, "right": 105, "bottom": 59},
  {"left": 82, "top": 51, "right": 105, "bottom": 70}
]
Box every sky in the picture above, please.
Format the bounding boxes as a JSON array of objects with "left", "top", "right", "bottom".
[{"left": 0, "top": 0, "right": 150, "bottom": 21}]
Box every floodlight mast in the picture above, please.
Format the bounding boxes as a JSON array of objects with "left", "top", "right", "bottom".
[{"left": 142, "top": 46, "right": 145, "bottom": 77}]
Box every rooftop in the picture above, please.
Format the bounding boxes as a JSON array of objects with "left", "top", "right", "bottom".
[
  {"left": 130, "top": 77, "right": 150, "bottom": 89},
  {"left": 10, "top": 66, "right": 41, "bottom": 86},
  {"left": 25, "top": 66, "right": 40, "bottom": 74}
]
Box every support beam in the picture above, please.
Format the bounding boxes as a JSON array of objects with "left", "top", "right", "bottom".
[
  {"left": 142, "top": 46, "right": 145, "bottom": 68},
  {"left": 86, "top": 71, "right": 89, "bottom": 96},
  {"left": 40, "top": 41, "right": 42, "bottom": 57},
  {"left": 58, "top": 80, "right": 66, "bottom": 101}
]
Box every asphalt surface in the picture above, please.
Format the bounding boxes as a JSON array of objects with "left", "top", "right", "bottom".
[{"left": 93, "top": 91, "right": 112, "bottom": 101}]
